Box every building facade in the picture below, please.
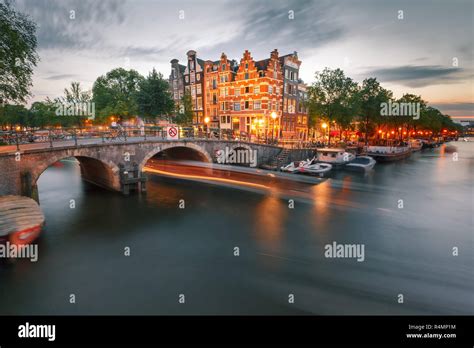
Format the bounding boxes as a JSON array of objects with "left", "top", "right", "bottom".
[
  {"left": 169, "top": 59, "right": 186, "bottom": 108},
  {"left": 169, "top": 49, "right": 308, "bottom": 140}
]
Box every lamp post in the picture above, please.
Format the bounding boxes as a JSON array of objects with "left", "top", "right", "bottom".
[
  {"left": 271, "top": 111, "right": 277, "bottom": 143},
  {"left": 322, "top": 122, "right": 328, "bottom": 146},
  {"left": 204, "top": 117, "right": 210, "bottom": 138}
]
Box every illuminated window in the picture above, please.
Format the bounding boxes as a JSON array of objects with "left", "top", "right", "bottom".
[
  {"left": 254, "top": 100, "right": 261, "bottom": 110},
  {"left": 254, "top": 86, "right": 260, "bottom": 94}
]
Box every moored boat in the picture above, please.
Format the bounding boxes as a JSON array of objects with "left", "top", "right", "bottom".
[
  {"left": 316, "top": 148, "right": 355, "bottom": 169},
  {"left": 365, "top": 140, "right": 411, "bottom": 162},
  {"left": 0, "top": 196, "right": 44, "bottom": 245},
  {"left": 280, "top": 160, "right": 306, "bottom": 173},
  {"left": 408, "top": 139, "right": 423, "bottom": 152},
  {"left": 298, "top": 157, "right": 332, "bottom": 175},
  {"left": 345, "top": 156, "right": 376, "bottom": 172}
]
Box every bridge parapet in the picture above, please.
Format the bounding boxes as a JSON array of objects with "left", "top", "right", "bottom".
[{"left": 0, "top": 139, "right": 310, "bottom": 198}]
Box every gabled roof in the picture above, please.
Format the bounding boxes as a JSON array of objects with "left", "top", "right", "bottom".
[
  {"left": 255, "top": 58, "right": 270, "bottom": 71},
  {"left": 196, "top": 58, "right": 206, "bottom": 68}
]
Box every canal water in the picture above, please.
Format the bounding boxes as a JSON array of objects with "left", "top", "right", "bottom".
[{"left": 0, "top": 143, "right": 472, "bottom": 315}]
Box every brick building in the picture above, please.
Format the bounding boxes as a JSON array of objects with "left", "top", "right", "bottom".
[{"left": 169, "top": 49, "right": 308, "bottom": 140}]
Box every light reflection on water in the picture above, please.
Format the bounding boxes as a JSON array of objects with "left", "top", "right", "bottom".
[{"left": 0, "top": 143, "right": 472, "bottom": 315}]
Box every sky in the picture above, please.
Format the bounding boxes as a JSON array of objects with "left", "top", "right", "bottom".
[{"left": 10, "top": 0, "right": 474, "bottom": 117}]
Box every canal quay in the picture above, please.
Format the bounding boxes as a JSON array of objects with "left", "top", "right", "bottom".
[{"left": 0, "top": 140, "right": 472, "bottom": 315}]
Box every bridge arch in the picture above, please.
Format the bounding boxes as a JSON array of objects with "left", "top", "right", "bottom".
[
  {"left": 30, "top": 151, "right": 121, "bottom": 194},
  {"left": 139, "top": 142, "right": 212, "bottom": 170}
]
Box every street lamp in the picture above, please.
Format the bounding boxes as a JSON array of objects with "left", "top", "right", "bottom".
[
  {"left": 322, "top": 122, "right": 328, "bottom": 145},
  {"left": 204, "top": 116, "right": 210, "bottom": 138},
  {"left": 271, "top": 111, "right": 277, "bottom": 143}
]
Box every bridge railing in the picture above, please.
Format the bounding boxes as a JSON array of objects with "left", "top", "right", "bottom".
[{"left": 0, "top": 127, "right": 317, "bottom": 151}]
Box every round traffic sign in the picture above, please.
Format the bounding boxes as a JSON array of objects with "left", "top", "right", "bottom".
[{"left": 168, "top": 126, "right": 177, "bottom": 138}]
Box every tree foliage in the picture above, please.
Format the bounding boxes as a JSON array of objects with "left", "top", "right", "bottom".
[
  {"left": 174, "top": 91, "right": 194, "bottom": 126},
  {"left": 308, "top": 68, "right": 358, "bottom": 142},
  {"left": 92, "top": 68, "right": 143, "bottom": 122},
  {"left": 0, "top": 2, "right": 39, "bottom": 104},
  {"left": 136, "top": 68, "right": 174, "bottom": 120},
  {"left": 358, "top": 78, "right": 393, "bottom": 143}
]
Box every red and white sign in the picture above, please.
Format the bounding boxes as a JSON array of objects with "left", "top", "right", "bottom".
[{"left": 167, "top": 126, "right": 179, "bottom": 140}]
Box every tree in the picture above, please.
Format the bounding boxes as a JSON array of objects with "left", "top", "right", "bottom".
[
  {"left": 358, "top": 78, "right": 393, "bottom": 144},
  {"left": 0, "top": 104, "right": 29, "bottom": 128},
  {"left": 307, "top": 68, "right": 358, "bottom": 144},
  {"left": 174, "top": 91, "right": 194, "bottom": 126},
  {"left": 0, "top": 2, "right": 39, "bottom": 104},
  {"left": 136, "top": 68, "right": 174, "bottom": 121},
  {"left": 92, "top": 68, "right": 144, "bottom": 123},
  {"left": 62, "top": 81, "right": 91, "bottom": 104}
]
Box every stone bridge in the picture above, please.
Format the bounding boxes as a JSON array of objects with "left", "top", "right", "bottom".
[{"left": 0, "top": 139, "right": 313, "bottom": 199}]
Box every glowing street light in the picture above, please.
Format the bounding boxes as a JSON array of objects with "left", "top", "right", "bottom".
[
  {"left": 321, "top": 123, "right": 329, "bottom": 145},
  {"left": 204, "top": 117, "right": 210, "bottom": 138},
  {"left": 270, "top": 112, "right": 278, "bottom": 142}
]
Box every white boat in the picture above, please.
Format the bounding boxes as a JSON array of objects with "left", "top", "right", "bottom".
[
  {"left": 317, "top": 148, "right": 356, "bottom": 166},
  {"left": 345, "top": 156, "right": 376, "bottom": 172},
  {"left": 409, "top": 139, "right": 423, "bottom": 152},
  {"left": 280, "top": 160, "right": 306, "bottom": 173},
  {"left": 298, "top": 157, "right": 332, "bottom": 175}
]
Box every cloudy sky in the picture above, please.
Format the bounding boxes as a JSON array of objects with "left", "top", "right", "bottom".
[{"left": 11, "top": 0, "right": 474, "bottom": 116}]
